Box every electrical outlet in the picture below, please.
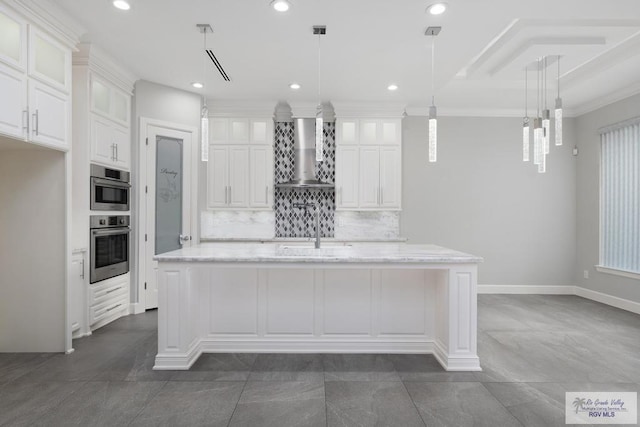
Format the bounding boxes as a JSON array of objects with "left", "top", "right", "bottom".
[{"left": 583, "top": 270, "right": 589, "bottom": 279}]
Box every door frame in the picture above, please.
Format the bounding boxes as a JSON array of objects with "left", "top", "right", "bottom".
[{"left": 134, "top": 117, "right": 198, "bottom": 314}]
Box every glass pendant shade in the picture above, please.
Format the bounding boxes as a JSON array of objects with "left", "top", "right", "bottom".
[
  {"left": 542, "top": 109, "right": 550, "bottom": 155},
  {"left": 533, "top": 118, "right": 543, "bottom": 165},
  {"left": 428, "top": 105, "right": 437, "bottom": 163},
  {"left": 555, "top": 97, "right": 563, "bottom": 146},
  {"left": 522, "top": 117, "right": 530, "bottom": 162},
  {"left": 201, "top": 103, "right": 209, "bottom": 162},
  {"left": 315, "top": 104, "right": 323, "bottom": 162}
]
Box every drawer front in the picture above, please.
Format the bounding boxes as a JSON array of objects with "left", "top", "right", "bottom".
[
  {"left": 89, "top": 293, "right": 128, "bottom": 325},
  {"left": 89, "top": 278, "right": 128, "bottom": 306}
]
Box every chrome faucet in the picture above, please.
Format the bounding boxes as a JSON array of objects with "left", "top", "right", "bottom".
[{"left": 292, "top": 202, "right": 321, "bottom": 248}]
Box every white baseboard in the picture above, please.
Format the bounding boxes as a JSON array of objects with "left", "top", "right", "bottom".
[
  {"left": 480, "top": 284, "right": 640, "bottom": 315},
  {"left": 478, "top": 285, "right": 575, "bottom": 295},
  {"left": 574, "top": 287, "right": 640, "bottom": 315}
]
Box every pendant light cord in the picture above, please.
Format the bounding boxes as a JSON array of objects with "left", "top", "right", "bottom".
[
  {"left": 524, "top": 67, "right": 528, "bottom": 117},
  {"left": 431, "top": 36, "right": 435, "bottom": 106},
  {"left": 202, "top": 28, "right": 207, "bottom": 110},
  {"left": 557, "top": 56, "right": 560, "bottom": 97},
  {"left": 317, "top": 33, "right": 321, "bottom": 107}
]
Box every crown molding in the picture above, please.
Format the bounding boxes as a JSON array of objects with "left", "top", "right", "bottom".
[
  {"left": 332, "top": 102, "right": 406, "bottom": 118},
  {"left": 73, "top": 44, "right": 137, "bottom": 94},
  {"left": 207, "top": 101, "right": 277, "bottom": 118},
  {"left": 3, "top": 0, "right": 84, "bottom": 49},
  {"left": 289, "top": 102, "right": 335, "bottom": 120},
  {"left": 569, "top": 82, "right": 640, "bottom": 118}
]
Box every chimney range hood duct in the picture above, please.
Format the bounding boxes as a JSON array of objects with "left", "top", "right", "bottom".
[{"left": 276, "top": 118, "right": 334, "bottom": 189}]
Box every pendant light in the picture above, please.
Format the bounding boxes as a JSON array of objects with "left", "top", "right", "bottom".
[
  {"left": 522, "top": 67, "right": 530, "bottom": 162},
  {"left": 542, "top": 57, "right": 550, "bottom": 156},
  {"left": 533, "top": 58, "right": 545, "bottom": 172},
  {"left": 555, "top": 56, "right": 563, "bottom": 146},
  {"left": 313, "top": 26, "right": 326, "bottom": 162},
  {"left": 426, "top": 27, "right": 441, "bottom": 163},
  {"left": 197, "top": 24, "right": 212, "bottom": 162}
]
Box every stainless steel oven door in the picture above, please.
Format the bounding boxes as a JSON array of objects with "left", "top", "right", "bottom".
[
  {"left": 90, "top": 227, "right": 131, "bottom": 283},
  {"left": 90, "top": 177, "right": 131, "bottom": 211}
]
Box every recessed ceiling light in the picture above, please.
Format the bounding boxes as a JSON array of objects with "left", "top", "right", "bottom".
[
  {"left": 271, "top": 0, "right": 291, "bottom": 12},
  {"left": 112, "top": 0, "right": 131, "bottom": 11},
  {"left": 426, "top": 2, "right": 447, "bottom": 15},
  {"left": 289, "top": 83, "right": 301, "bottom": 90},
  {"left": 191, "top": 82, "right": 204, "bottom": 89},
  {"left": 388, "top": 84, "right": 398, "bottom": 91}
]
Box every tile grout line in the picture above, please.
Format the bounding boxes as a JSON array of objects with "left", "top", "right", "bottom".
[
  {"left": 478, "top": 382, "right": 526, "bottom": 427},
  {"left": 400, "top": 379, "right": 428, "bottom": 427},
  {"left": 126, "top": 379, "right": 170, "bottom": 427},
  {"left": 225, "top": 355, "right": 259, "bottom": 427}
]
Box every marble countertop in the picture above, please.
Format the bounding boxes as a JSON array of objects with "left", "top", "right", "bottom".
[
  {"left": 154, "top": 242, "right": 483, "bottom": 264},
  {"left": 200, "top": 237, "right": 409, "bottom": 243}
]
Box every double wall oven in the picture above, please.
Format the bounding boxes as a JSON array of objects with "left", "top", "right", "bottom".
[{"left": 90, "top": 164, "right": 131, "bottom": 283}]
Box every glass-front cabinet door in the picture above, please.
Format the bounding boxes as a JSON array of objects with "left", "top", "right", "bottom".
[
  {"left": 0, "top": 6, "right": 27, "bottom": 70},
  {"left": 28, "top": 27, "right": 70, "bottom": 93}
]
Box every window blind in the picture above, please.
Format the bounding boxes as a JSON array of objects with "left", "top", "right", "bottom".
[{"left": 600, "top": 120, "right": 640, "bottom": 274}]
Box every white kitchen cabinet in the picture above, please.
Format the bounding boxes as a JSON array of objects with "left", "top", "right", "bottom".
[
  {"left": 88, "top": 273, "right": 129, "bottom": 330},
  {"left": 336, "top": 117, "right": 402, "bottom": 210},
  {"left": 359, "top": 146, "right": 381, "bottom": 208},
  {"left": 91, "top": 76, "right": 130, "bottom": 127},
  {"left": 0, "top": 6, "right": 27, "bottom": 71},
  {"left": 0, "top": 65, "right": 27, "bottom": 139},
  {"left": 379, "top": 146, "right": 401, "bottom": 208},
  {"left": 207, "top": 116, "right": 274, "bottom": 211},
  {"left": 0, "top": 6, "right": 71, "bottom": 150},
  {"left": 28, "top": 79, "right": 69, "bottom": 149},
  {"left": 335, "top": 146, "right": 359, "bottom": 208},
  {"left": 210, "top": 117, "right": 273, "bottom": 145},
  {"left": 90, "top": 114, "right": 130, "bottom": 170},
  {"left": 207, "top": 145, "right": 249, "bottom": 208},
  {"left": 28, "top": 27, "right": 71, "bottom": 93},
  {"left": 336, "top": 120, "right": 358, "bottom": 145},
  {"left": 249, "top": 146, "right": 274, "bottom": 208},
  {"left": 70, "top": 250, "right": 87, "bottom": 338}
]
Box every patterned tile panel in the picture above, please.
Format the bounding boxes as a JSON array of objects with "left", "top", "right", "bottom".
[{"left": 274, "top": 122, "right": 336, "bottom": 238}]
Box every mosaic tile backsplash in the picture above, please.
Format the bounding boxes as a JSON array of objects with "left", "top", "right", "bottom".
[{"left": 275, "top": 122, "right": 336, "bottom": 238}]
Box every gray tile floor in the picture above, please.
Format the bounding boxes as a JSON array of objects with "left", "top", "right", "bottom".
[{"left": 1, "top": 295, "right": 639, "bottom": 426}]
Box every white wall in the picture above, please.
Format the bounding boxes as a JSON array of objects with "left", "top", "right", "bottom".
[
  {"left": 401, "top": 116, "right": 576, "bottom": 287},
  {"left": 0, "top": 146, "right": 66, "bottom": 351},
  {"left": 131, "top": 80, "right": 201, "bottom": 304},
  {"left": 575, "top": 93, "right": 640, "bottom": 304}
]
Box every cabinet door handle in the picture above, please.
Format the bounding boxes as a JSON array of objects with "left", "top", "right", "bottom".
[
  {"left": 22, "top": 110, "right": 29, "bottom": 134},
  {"left": 106, "top": 286, "right": 122, "bottom": 295},
  {"left": 115, "top": 144, "right": 118, "bottom": 161},
  {"left": 228, "top": 186, "right": 232, "bottom": 204},
  {"left": 339, "top": 186, "right": 343, "bottom": 204},
  {"left": 224, "top": 186, "right": 228, "bottom": 204},
  {"left": 80, "top": 259, "right": 85, "bottom": 279},
  {"left": 265, "top": 185, "right": 269, "bottom": 203},
  {"left": 32, "top": 110, "right": 39, "bottom": 135},
  {"left": 380, "top": 187, "right": 384, "bottom": 204}
]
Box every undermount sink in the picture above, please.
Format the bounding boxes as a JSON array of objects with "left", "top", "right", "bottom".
[{"left": 278, "top": 243, "right": 352, "bottom": 250}]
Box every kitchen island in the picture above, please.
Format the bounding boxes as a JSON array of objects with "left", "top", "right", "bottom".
[{"left": 153, "top": 243, "right": 483, "bottom": 371}]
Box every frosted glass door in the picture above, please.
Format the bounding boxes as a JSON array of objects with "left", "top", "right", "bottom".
[
  {"left": 0, "top": 7, "right": 26, "bottom": 69},
  {"left": 155, "top": 136, "right": 183, "bottom": 255}
]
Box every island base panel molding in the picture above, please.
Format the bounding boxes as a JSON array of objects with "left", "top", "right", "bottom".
[{"left": 154, "top": 265, "right": 480, "bottom": 372}]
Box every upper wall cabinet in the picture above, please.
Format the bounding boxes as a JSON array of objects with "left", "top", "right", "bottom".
[
  {"left": 335, "top": 118, "right": 402, "bottom": 211},
  {"left": 0, "top": 6, "right": 27, "bottom": 71},
  {"left": 91, "top": 76, "right": 130, "bottom": 127},
  {"left": 0, "top": 5, "right": 72, "bottom": 151},
  {"left": 207, "top": 117, "right": 274, "bottom": 211},
  {"left": 211, "top": 118, "right": 274, "bottom": 145},
  {"left": 28, "top": 27, "right": 71, "bottom": 93}
]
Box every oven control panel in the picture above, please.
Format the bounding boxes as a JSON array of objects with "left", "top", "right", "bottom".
[{"left": 90, "top": 215, "right": 130, "bottom": 229}]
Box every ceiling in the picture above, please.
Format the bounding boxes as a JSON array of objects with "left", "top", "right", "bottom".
[{"left": 54, "top": 0, "right": 640, "bottom": 116}]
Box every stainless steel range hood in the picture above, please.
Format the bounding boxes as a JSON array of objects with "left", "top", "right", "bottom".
[{"left": 276, "top": 118, "right": 334, "bottom": 189}]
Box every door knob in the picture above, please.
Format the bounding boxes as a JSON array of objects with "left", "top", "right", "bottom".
[{"left": 179, "top": 234, "right": 191, "bottom": 245}]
